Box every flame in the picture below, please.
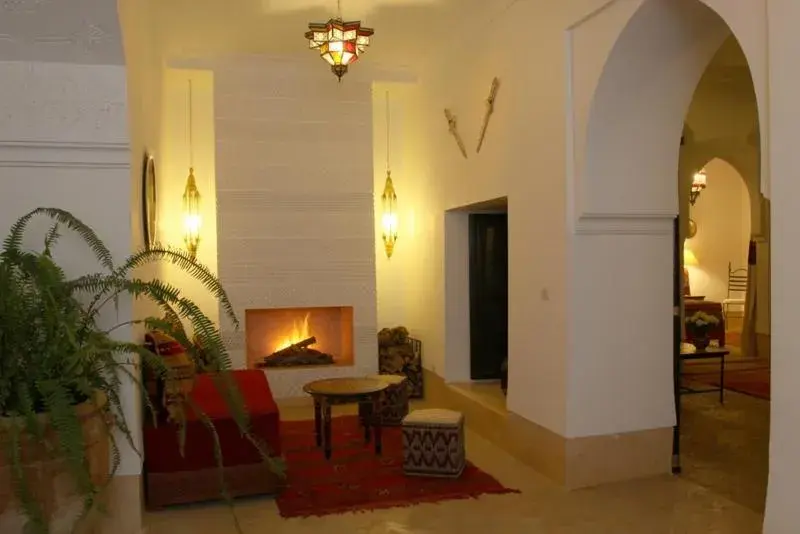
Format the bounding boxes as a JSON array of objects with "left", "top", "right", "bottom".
[{"left": 274, "top": 312, "right": 312, "bottom": 352}]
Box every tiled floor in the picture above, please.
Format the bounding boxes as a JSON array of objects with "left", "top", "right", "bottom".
[
  {"left": 143, "top": 391, "right": 768, "bottom": 534},
  {"left": 680, "top": 391, "right": 769, "bottom": 513}
]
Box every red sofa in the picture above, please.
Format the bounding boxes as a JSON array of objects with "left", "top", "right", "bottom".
[{"left": 143, "top": 369, "right": 282, "bottom": 508}]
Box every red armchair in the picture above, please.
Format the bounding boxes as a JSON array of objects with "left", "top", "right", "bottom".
[{"left": 143, "top": 370, "right": 282, "bottom": 508}]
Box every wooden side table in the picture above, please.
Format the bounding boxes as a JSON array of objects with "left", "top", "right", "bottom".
[
  {"left": 680, "top": 345, "right": 729, "bottom": 404},
  {"left": 303, "top": 378, "right": 388, "bottom": 460}
]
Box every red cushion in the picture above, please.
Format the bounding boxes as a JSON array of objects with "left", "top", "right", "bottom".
[{"left": 144, "top": 370, "right": 281, "bottom": 474}]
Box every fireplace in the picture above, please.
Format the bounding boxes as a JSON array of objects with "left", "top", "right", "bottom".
[{"left": 246, "top": 306, "right": 354, "bottom": 369}]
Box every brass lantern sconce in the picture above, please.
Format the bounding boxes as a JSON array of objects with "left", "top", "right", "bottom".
[
  {"left": 381, "top": 91, "right": 398, "bottom": 258},
  {"left": 183, "top": 79, "right": 202, "bottom": 259},
  {"left": 183, "top": 168, "right": 201, "bottom": 258},
  {"left": 381, "top": 172, "right": 398, "bottom": 258},
  {"left": 689, "top": 168, "right": 707, "bottom": 206}
]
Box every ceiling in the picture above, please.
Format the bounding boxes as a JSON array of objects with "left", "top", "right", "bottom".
[{"left": 148, "top": 0, "right": 497, "bottom": 68}]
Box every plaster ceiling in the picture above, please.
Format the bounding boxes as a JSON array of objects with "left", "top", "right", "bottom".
[
  {"left": 150, "top": 0, "right": 496, "bottom": 68},
  {"left": 260, "top": 0, "right": 439, "bottom": 14},
  {"left": 0, "top": 0, "right": 123, "bottom": 64}
]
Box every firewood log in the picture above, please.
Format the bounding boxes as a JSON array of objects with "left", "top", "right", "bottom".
[{"left": 268, "top": 336, "right": 316, "bottom": 358}]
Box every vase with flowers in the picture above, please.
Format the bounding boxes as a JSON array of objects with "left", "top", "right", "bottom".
[{"left": 685, "top": 311, "right": 720, "bottom": 350}]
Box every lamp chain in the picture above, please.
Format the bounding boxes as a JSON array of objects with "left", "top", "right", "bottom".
[
  {"left": 188, "top": 79, "right": 194, "bottom": 169},
  {"left": 385, "top": 91, "right": 391, "bottom": 172},
  {"left": 337, "top": 0, "right": 341, "bottom": 18}
]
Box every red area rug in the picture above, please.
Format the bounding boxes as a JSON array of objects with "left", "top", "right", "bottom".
[
  {"left": 692, "top": 368, "right": 770, "bottom": 400},
  {"left": 276, "top": 415, "right": 519, "bottom": 518}
]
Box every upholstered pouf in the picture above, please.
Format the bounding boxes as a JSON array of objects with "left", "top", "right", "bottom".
[
  {"left": 402, "top": 408, "right": 465, "bottom": 478},
  {"left": 358, "top": 374, "right": 409, "bottom": 426}
]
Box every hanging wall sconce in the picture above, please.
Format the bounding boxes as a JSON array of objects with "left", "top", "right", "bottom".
[
  {"left": 183, "top": 79, "right": 201, "bottom": 259},
  {"left": 381, "top": 91, "right": 398, "bottom": 258},
  {"left": 689, "top": 168, "right": 707, "bottom": 206}
]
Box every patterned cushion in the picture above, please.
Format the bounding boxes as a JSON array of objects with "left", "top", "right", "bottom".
[
  {"left": 402, "top": 408, "right": 462, "bottom": 427},
  {"left": 402, "top": 409, "right": 465, "bottom": 478}
]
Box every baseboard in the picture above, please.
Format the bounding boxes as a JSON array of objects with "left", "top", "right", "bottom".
[
  {"left": 564, "top": 427, "right": 672, "bottom": 488},
  {"left": 423, "top": 369, "right": 672, "bottom": 489}
]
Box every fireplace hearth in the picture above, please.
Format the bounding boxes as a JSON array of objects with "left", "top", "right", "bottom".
[{"left": 246, "top": 306, "right": 354, "bottom": 369}]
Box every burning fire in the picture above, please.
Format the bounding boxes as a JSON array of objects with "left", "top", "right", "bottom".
[{"left": 274, "top": 312, "right": 312, "bottom": 352}]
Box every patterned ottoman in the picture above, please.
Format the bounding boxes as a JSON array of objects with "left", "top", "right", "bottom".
[
  {"left": 358, "top": 374, "right": 409, "bottom": 426},
  {"left": 402, "top": 408, "right": 465, "bottom": 478}
]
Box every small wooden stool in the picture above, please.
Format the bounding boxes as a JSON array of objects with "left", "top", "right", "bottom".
[
  {"left": 402, "top": 408, "right": 465, "bottom": 478},
  {"left": 358, "top": 374, "right": 409, "bottom": 426}
]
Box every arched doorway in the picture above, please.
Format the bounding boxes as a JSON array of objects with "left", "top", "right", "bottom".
[{"left": 574, "top": 0, "right": 773, "bottom": 523}]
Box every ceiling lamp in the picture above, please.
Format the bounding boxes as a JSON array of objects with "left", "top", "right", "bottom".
[
  {"left": 305, "top": 0, "right": 374, "bottom": 81},
  {"left": 689, "top": 168, "right": 707, "bottom": 206}
]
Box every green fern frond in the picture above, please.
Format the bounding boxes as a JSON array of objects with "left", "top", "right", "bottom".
[
  {"left": 184, "top": 396, "right": 243, "bottom": 532},
  {"left": 115, "top": 245, "right": 239, "bottom": 329},
  {"left": 37, "top": 382, "right": 93, "bottom": 495},
  {"left": 43, "top": 223, "right": 60, "bottom": 256},
  {"left": 3, "top": 207, "right": 114, "bottom": 270}
]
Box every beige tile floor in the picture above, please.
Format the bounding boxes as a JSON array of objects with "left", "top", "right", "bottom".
[{"left": 143, "top": 393, "right": 767, "bottom": 534}]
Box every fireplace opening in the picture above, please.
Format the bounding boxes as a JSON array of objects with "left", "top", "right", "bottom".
[{"left": 246, "top": 306, "right": 354, "bottom": 369}]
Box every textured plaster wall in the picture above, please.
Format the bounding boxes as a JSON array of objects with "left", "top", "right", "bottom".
[{"left": 212, "top": 57, "right": 378, "bottom": 399}]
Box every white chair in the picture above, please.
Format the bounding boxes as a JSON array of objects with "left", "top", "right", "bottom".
[{"left": 722, "top": 262, "right": 747, "bottom": 320}]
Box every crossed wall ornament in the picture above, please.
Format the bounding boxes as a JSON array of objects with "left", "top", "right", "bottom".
[{"left": 443, "top": 77, "right": 501, "bottom": 158}]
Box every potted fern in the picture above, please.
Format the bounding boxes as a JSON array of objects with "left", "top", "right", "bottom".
[{"left": 0, "top": 208, "right": 280, "bottom": 534}]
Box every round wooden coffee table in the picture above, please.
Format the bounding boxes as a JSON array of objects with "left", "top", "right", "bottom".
[{"left": 303, "top": 377, "right": 388, "bottom": 459}]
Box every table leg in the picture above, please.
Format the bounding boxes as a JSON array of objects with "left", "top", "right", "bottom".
[
  {"left": 373, "top": 393, "right": 382, "bottom": 455},
  {"left": 719, "top": 354, "right": 726, "bottom": 404},
  {"left": 313, "top": 399, "right": 322, "bottom": 447},
  {"left": 362, "top": 402, "right": 372, "bottom": 445},
  {"left": 323, "top": 401, "right": 333, "bottom": 460}
]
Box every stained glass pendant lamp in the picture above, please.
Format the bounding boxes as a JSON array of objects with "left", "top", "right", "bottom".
[{"left": 305, "top": 0, "right": 374, "bottom": 81}]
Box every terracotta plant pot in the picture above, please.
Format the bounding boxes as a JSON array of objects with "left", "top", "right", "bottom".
[{"left": 0, "top": 393, "right": 111, "bottom": 534}]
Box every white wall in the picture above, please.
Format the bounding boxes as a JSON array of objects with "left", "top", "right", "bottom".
[
  {"left": 566, "top": 0, "right": 764, "bottom": 439},
  {"left": 211, "top": 57, "right": 378, "bottom": 398},
  {"left": 404, "top": 0, "right": 582, "bottom": 435},
  {"left": 373, "top": 83, "right": 423, "bottom": 331},
  {"left": 369, "top": 0, "right": 800, "bottom": 530},
  {"left": 764, "top": 1, "right": 800, "bottom": 531},
  {"left": 686, "top": 158, "right": 751, "bottom": 302},
  {"left": 0, "top": 61, "right": 136, "bottom": 476}
]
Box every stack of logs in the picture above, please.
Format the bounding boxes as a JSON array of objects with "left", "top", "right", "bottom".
[
  {"left": 257, "top": 336, "right": 335, "bottom": 368},
  {"left": 378, "top": 326, "right": 423, "bottom": 398}
]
